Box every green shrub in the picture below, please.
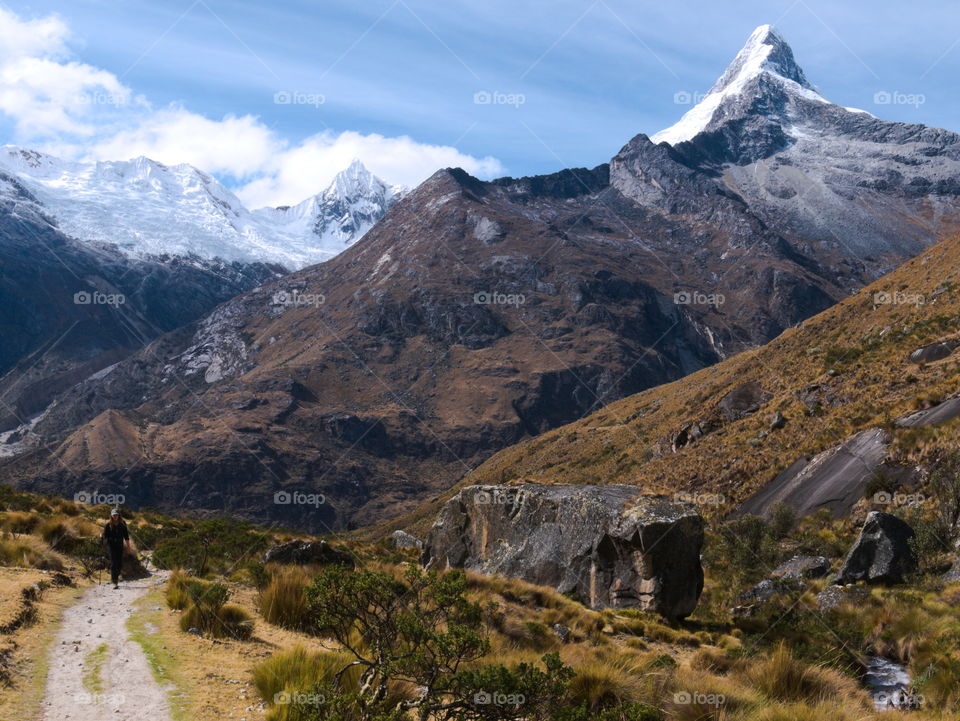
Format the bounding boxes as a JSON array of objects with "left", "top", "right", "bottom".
[
  {"left": 153, "top": 518, "right": 270, "bottom": 576},
  {"left": 173, "top": 577, "right": 253, "bottom": 640}
]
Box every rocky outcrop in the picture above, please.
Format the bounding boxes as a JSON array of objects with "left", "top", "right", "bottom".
[
  {"left": 421, "top": 484, "right": 704, "bottom": 620},
  {"left": 772, "top": 555, "right": 831, "bottom": 581},
  {"left": 734, "top": 429, "right": 914, "bottom": 519},
  {"left": 835, "top": 512, "right": 916, "bottom": 585},
  {"left": 731, "top": 555, "right": 830, "bottom": 616},
  {"left": 816, "top": 584, "right": 867, "bottom": 612},
  {"left": 390, "top": 530, "right": 423, "bottom": 549},
  {"left": 908, "top": 339, "right": 960, "bottom": 364},
  {"left": 895, "top": 396, "right": 960, "bottom": 428},
  {"left": 262, "top": 540, "right": 354, "bottom": 568},
  {"left": 718, "top": 381, "right": 771, "bottom": 422}
]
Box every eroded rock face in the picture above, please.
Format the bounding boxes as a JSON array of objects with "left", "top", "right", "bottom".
[
  {"left": 421, "top": 484, "right": 704, "bottom": 620},
  {"left": 835, "top": 512, "right": 916, "bottom": 585}
]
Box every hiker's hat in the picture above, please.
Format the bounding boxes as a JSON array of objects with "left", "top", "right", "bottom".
[{"left": 110, "top": 508, "right": 120, "bottom": 516}]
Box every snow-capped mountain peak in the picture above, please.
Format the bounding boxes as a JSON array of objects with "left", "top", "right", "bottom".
[
  {"left": 710, "top": 24, "right": 815, "bottom": 96},
  {"left": 0, "top": 147, "right": 403, "bottom": 270},
  {"left": 652, "top": 24, "right": 829, "bottom": 145},
  {"left": 253, "top": 160, "right": 405, "bottom": 257}
]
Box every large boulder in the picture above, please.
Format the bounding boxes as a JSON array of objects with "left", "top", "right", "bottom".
[
  {"left": 908, "top": 339, "right": 960, "bottom": 364},
  {"left": 718, "top": 381, "right": 770, "bottom": 422},
  {"left": 390, "top": 530, "right": 423, "bottom": 549},
  {"left": 262, "top": 540, "right": 354, "bottom": 568},
  {"left": 421, "top": 484, "right": 704, "bottom": 620},
  {"left": 835, "top": 512, "right": 916, "bottom": 585}
]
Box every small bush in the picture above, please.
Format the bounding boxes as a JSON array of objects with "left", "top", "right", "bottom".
[
  {"left": 0, "top": 535, "right": 63, "bottom": 570},
  {"left": 1, "top": 511, "right": 42, "bottom": 534},
  {"left": 253, "top": 647, "right": 360, "bottom": 709},
  {"left": 153, "top": 518, "right": 269, "bottom": 576},
  {"left": 173, "top": 577, "right": 253, "bottom": 640},
  {"left": 259, "top": 567, "right": 311, "bottom": 631},
  {"left": 165, "top": 570, "right": 191, "bottom": 610},
  {"left": 745, "top": 642, "right": 855, "bottom": 705},
  {"left": 565, "top": 655, "right": 655, "bottom": 712},
  {"left": 36, "top": 517, "right": 99, "bottom": 555}
]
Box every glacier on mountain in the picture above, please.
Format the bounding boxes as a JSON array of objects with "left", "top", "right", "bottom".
[{"left": 0, "top": 147, "right": 403, "bottom": 270}]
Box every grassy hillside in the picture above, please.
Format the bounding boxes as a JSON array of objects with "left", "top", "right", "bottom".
[
  {"left": 2, "top": 482, "right": 959, "bottom": 719},
  {"left": 448, "top": 233, "right": 960, "bottom": 520}
]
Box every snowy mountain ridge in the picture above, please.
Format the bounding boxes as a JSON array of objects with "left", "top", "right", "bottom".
[{"left": 0, "top": 146, "right": 404, "bottom": 270}]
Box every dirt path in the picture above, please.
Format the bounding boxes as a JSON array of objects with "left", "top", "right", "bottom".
[{"left": 39, "top": 571, "right": 172, "bottom": 721}]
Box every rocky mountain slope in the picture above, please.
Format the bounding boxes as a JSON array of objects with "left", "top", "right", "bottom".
[
  {"left": 0, "top": 155, "right": 400, "bottom": 447},
  {"left": 7, "top": 25, "right": 960, "bottom": 531},
  {"left": 441, "top": 232, "right": 960, "bottom": 530},
  {"left": 0, "top": 172, "right": 281, "bottom": 443}
]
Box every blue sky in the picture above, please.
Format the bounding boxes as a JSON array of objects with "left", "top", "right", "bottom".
[{"left": 2, "top": 0, "right": 959, "bottom": 206}]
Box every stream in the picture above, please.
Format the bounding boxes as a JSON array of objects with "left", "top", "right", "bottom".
[{"left": 864, "top": 656, "right": 917, "bottom": 711}]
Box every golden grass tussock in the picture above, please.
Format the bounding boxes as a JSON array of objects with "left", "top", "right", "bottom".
[
  {"left": 740, "top": 642, "right": 867, "bottom": 708},
  {"left": 258, "top": 566, "right": 312, "bottom": 631},
  {"left": 0, "top": 533, "right": 63, "bottom": 570}
]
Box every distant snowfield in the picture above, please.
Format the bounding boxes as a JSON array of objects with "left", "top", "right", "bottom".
[{"left": 0, "top": 147, "right": 404, "bottom": 270}]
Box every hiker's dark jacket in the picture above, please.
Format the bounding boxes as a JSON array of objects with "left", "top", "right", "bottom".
[{"left": 102, "top": 521, "right": 129, "bottom": 549}]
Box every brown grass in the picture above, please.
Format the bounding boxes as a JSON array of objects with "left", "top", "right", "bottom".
[{"left": 258, "top": 566, "right": 311, "bottom": 631}]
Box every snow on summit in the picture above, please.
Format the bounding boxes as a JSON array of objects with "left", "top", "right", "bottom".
[
  {"left": 652, "top": 25, "right": 829, "bottom": 146},
  {"left": 0, "top": 146, "right": 403, "bottom": 270}
]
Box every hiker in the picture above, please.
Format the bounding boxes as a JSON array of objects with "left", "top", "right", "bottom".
[{"left": 101, "top": 509, "right": 130, "bottom": 589}]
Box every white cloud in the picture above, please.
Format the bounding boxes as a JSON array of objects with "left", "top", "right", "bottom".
[
  {"left": 0, "top": 7, "right": 504, "bottom": 207},
  {"left": 236, "top": 130, "right": 504, "bottom": 208},
  {"left": 0, "top": 9, "right": 134, "bottom": 138},
  {"left": 88, "top": 108, "right": 283, "bottom": 179}
]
